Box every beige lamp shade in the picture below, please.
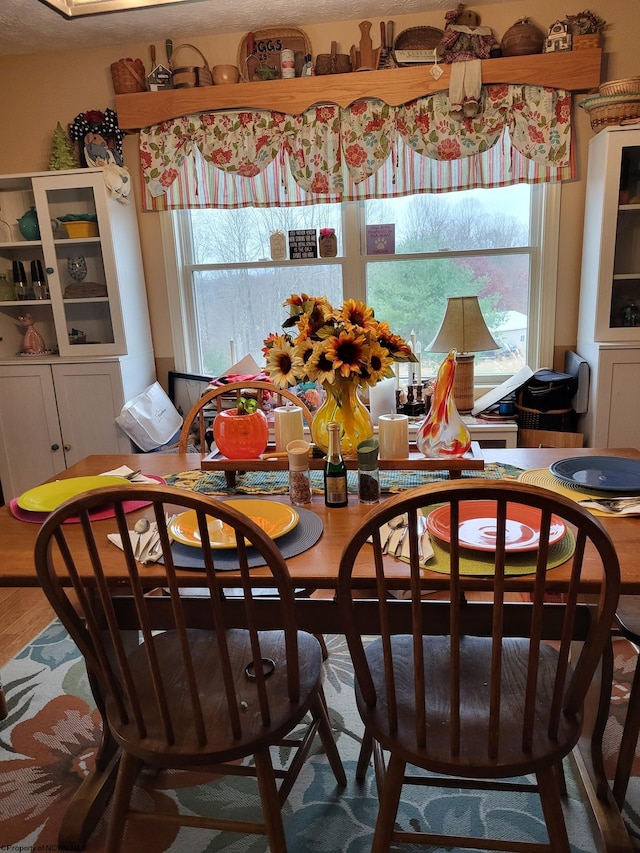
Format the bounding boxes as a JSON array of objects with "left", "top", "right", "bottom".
[
  {"left": 427, "top": 296, "right": 498, "bottom": 355},
  {"left": 427, "top": 297, "right": 498, "bottom": 413}
]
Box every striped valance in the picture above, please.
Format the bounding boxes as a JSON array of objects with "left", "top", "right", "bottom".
[{"left": 139, "top": 85, "right": 574, "bottom": 210}]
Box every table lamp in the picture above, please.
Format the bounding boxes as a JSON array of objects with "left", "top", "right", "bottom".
[{"left": 426, "top": 296, "right": 498, "bottom": 413}]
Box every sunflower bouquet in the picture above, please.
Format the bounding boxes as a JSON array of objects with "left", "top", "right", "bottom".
[{"left": 263, "top": 293, "right": 417, "bottom": 453}]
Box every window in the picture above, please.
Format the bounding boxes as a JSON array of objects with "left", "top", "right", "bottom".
[{"left": 165, "top": 183, "right": 559, "bottom": 386}]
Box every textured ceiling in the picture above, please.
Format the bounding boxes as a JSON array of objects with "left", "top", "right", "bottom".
[{"left": 2, "top": 0, "right": 512, "bottom": 57}]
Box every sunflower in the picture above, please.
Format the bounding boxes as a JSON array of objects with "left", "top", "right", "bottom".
[
  {"left": 265, "top": 337, "right": 303, "bottom": 389},
  {"left": 339, "top": 298, "right": 375, "bottom": 331},
  {"left": 363, "top": 340, "right": 395, "bottom": 386},
  {"left": 325, "top": 330, "right": 368, "bottom": 380},
  {"left": 305, "top": 341, "right": 337, "bottom": 385}
]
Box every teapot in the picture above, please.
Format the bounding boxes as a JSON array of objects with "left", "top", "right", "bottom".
[{"left": 17, "top": 207, "right": 60, "bottom": 241}]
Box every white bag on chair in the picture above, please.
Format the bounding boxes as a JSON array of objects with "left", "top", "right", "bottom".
[{"left": 116, "top": 382, "right": 183, "bottom": 451}]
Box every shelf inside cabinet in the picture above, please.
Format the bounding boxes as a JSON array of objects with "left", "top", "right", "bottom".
[{"left": 115, "top": 49, "right": 602, "bottom": 130}]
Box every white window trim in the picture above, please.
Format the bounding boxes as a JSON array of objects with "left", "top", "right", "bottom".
[{"left": 162, "top": 183, "right": 561, "bottom": 382}]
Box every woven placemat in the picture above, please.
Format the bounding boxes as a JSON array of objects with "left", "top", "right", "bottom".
[
  {"left": 163, "top": 505, "right": 323, "bottom": 571},
  {"left": 517, "top": 468, "right": 611, "bottom": 516},
  {"left": 164, "top": 462, "right": 523, "bottom": 497}
]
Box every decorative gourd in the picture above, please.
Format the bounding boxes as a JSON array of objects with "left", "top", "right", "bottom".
[{"left": 213, "top": 406, "right": 269, "bottom": 459}]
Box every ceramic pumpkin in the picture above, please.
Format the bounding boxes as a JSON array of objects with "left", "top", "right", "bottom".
[{"left": 213, "top": 406, "right": 269, "bottom": 459}]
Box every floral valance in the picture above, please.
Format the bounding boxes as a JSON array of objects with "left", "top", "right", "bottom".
[{"left": 139, "top": 85, "right": 573, "bottom": 210}]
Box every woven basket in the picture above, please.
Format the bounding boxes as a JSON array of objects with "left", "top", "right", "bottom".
[
  {"left": 515, "top": 399, "right": 574, "bottom": 432},
  {"left": 110, "top": 58, "right": 146, "bottom": 94},
  {"left": 580, "top": 93, "right": 640, "bottom": 132},
  {"left": 393, "top": 25, "right": 444, "bottom": 65},
  {"left": 170, "top": 43, "right": 212, "bottom": 88},
  {"left": 237, "top": 27, "right": 312, "bottom": 81},
  {"left": 599, "top": 77, "right": 640, "bottom": 96}
]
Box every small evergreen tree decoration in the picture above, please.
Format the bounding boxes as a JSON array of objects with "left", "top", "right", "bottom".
[{"left": 49, "top": 122, "right": 80, "bottom": 170}]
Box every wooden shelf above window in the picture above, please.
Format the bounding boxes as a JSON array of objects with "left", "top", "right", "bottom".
[{"left": 115, "top": 49, "right": 602, "bottom": 131}]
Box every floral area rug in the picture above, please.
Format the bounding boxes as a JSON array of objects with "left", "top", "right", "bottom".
[{"left": 0, "top": 623, "right": 635, "bottom": 852}]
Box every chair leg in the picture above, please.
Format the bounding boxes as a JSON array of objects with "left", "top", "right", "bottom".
[
  {"left": 536, "top": 765, "right": 570, "bottom": 853},
  {"left": 0, "top": 685, "right": 7, "bottom": 721},
  {"left": 592, "top": 636, "right": 616, "bottom": 800},
  {"left": 254, "top": 747, "right": 289, "bottom": 852},
  {"left": 314, "top": 690, "right": 347, "bottom": 786},
  {"left": 356, "top": 730, "right": 373, "bottom": 781},
  {"left": 105, "top": 751, "right": 143, "bottom": 853},
  {"left": 371, "top": 752, "right": 405, "bottom": 853},
  {"left": 613, "top": 644, "right": 640, "bottom": 809}
]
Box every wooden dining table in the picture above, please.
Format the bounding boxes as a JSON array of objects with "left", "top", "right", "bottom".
[{"left": 2, "top": 446, "right": 640, "bottom": 852}]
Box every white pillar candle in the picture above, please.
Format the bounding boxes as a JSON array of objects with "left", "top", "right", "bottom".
[
  {"left": 378, "top": 413, "right": 409, "bottom": 459},
  {"left": 229, "top": 339, "right": 237, "bottom": 365},
  {"left": 274, "top": 405, "right": 304, "bottom": 451},
  {"left": 369, "top": 377, "right": 396, "bottom": 424}
]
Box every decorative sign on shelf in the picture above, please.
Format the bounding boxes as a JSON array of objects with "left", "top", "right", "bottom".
[
  {"left": 238, "top": 26, "right": 311, "bottom": 81},
  {"left": 288, "top": 229, "right": 318, "bottom": 259},
  {"left": 366, "top": 224, "right": 395, "bottom": 255}
]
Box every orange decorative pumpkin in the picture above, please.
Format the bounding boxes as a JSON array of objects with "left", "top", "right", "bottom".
[{"left": 213, "top": 407, "right": 269, "bottom": 459}]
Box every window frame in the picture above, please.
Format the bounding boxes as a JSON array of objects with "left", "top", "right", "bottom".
[{"left": 160, "top": 183, "right": 560, "bottom": 388}]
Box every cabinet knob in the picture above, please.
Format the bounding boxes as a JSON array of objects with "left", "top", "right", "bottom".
[
  {"left": 46, "top": 267, "right": 54, "bottom": 274},
  {"left": 51, "top": 443, "right": 60, "bottom": 451},
  {"left": 64, "top": 444, "right": 71, "bottom": 451}
]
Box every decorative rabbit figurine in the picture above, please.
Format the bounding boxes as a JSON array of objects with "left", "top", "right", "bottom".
[
  {"left": 416, "top": 349, "right": 472, "bottom": 457},
  {"left": 18, "top": 313, "right": 46, "bottom": 354}
]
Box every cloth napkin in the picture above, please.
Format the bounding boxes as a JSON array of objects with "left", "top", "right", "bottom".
[
  {"left": 376, "top": 516, "right": 434, "bottom": 566},
  {"left": 101, "top": 465, "right": 160, "bottom": 485},
  {"left": 107, "top": 523, "right": 161, "bottom": 564}
]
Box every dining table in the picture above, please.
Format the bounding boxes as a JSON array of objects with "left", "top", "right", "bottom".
[{"left": 3, "top": 445, "right": 640, "bottom": 852}]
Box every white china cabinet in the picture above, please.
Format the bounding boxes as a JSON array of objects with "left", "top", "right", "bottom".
[
  {"left": 0, "top": 169, "right": 155, "bottom": 500},
  {"left": 577, "top": 126, "right": 640, "bottom": 448}
]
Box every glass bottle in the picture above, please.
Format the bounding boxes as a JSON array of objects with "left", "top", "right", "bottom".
[
  {"left": 357, "top": 438, "right": 380, "bottom": 504},
  {"left": 12, "top": 260, "right": 29, "bottom": 300},
  {"left": 324, "top": 421, "right": 348, "bottom": 507},
  {"left": 287, "top": 439, "right": 312, "bottom": 506}
]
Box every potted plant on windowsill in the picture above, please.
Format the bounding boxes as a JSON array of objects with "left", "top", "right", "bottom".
[{"left": 213, "top": 395, "right": 269, "bottom": 459}]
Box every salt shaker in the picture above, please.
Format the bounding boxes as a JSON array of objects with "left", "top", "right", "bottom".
[
  {"left": 287, "top": 439, "right": 312, "bottom": 505},
  {"left": 357, "top": 438, "right": 380, "bottom": 504}
]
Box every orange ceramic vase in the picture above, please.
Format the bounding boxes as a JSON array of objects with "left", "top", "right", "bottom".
[{"left": 416, "top": 350, "right": 471, "bottom": 458}]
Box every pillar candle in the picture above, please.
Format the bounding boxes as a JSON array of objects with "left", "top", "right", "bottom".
[
  {"left": 274, "top": 405, "right": 304, "bottom": 451},
  {"left": 378, "top": 413, "right": 409, "bottom": 459},
  {"left": 369, "top": 377, "right": 396, "bottom": 424},
  {"left": 229, "top": 339, "right": 237, "bottom": 365},
  {"left": 394, "top": 361, "right": 400, "bottom": 390}
]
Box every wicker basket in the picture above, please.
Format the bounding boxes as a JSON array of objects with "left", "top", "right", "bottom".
[
  {"left": 170, "top": 43, "right": 212, "bottom": 88},
  {"left": 599, "top": 77, "right": 640, "bottom": 97},
  {"left": 515, "top": 399, "right": 574, "bottom": 432},
  {"left": 580, "top": 93, "right": 640, "bottom": 132},
  {"left": 237, "top": 27, "right": 312, "bottom": 81},
  {"left": 393, "top": 26, "right": 444, "bottom": 65},
  {"left": 110, "top": 58, "right": 147, "bottom": 94}
]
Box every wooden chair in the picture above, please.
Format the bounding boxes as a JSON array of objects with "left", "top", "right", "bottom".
[
  {"left": 518, "top": 428, "right": 584, "bottom": 448},
  {"left": 178, "top": 380, "right": 314, "bottom": 455},
  {"left": 337, "top": 478, "right": 620, "bottom": 852},
  {"left": 608, "top": 595, "right": 640, "bottom": 809},
  {"left": 34, "top": 484, "right": 345, "bottom": 852}
]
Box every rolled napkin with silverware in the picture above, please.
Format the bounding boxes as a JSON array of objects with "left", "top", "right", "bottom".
[{"left": 578, "top": 496, "right": 640, "bottom": 515}]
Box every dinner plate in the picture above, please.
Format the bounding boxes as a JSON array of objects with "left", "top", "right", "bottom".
[
  {"left": 169, "top": 499, "right": 299, "bottom": 549},
  {"left": 17, "top": 475, "right": 130, "bottom": 512},
  {"left": 426, "top": 501, "right": 566, "bottom": 553},
  {"left": 550, "top": 456, "right": 640, "bottom": 494}
]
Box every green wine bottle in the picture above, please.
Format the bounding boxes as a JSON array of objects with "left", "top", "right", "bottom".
[{"left": 324, "top": 421, "right": 348, "bottom": 507}]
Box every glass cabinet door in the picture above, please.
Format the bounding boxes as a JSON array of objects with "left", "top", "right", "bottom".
[{"left": 32, "top": 171, "right": 126, "bottom": 356}]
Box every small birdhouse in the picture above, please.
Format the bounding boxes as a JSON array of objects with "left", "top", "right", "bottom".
[
  {"left": 543, "top": 20, "right": 572, "bottom": 53},
  {"left": 147, "top": 63, "right": 172, "bottom": 91}
]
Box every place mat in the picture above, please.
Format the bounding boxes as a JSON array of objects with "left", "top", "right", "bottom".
[
  {"left": 161, "top": 505, "right": 323, "bottom": 571},
  {"left": 518, "top": 468, "right": 611, "bottom": 516},
  {"left": 164, "top": 462, "right": 524, "bottom": 496}
]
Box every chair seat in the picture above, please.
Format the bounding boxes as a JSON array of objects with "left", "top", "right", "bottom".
[
  {"left": 107, "top": 629, "right": 323, "bottom": 764},
  {"left": 359, "top": 635, "right": 581, "bottom": 778}
]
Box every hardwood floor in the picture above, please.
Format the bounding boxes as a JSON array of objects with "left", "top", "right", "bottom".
[{"left": 0, "top": 587, "right": 56, "bottom": 667}]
